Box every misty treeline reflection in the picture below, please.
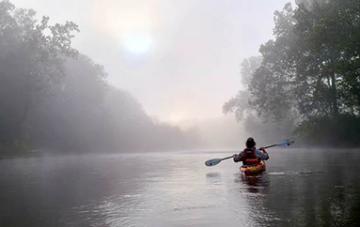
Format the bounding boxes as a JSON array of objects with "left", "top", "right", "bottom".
[
  {"left": 224, "top": 0, "right": 360, "bottom": 146},
  {"left": 0, "top": 0, "right": 196, "bottom": 153}
]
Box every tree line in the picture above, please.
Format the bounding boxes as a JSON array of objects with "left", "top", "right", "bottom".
[
  {"left": 225, "top": 0, "right": 360, "bottom": 146},
  {"left": 0, "top": 0, "right": 197, "bottom": 153}
]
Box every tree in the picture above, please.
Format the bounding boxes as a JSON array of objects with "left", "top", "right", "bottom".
[
  {"left": 0, "top": 0, "right": 78, "bottom": 147},
  {"left": 249, "top": 0, "right": 360, "bottom": 120},
  {"left": 223, "top": 57, "right": 262, "bottom": 121},
  {"left": 224, "top": 56, "right": 295, "bottom": 143},
  {"left": 0, "top": 0, "right": 198, "bottom": 152},
  {"left": 226, "top": 0, "right": 360, "bottom": 145}
]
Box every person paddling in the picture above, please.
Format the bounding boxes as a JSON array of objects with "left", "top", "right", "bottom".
[{"left": 233, "top": 137, "right": 269, "bottom": 165}]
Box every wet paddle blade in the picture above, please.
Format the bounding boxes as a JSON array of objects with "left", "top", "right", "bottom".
[
  {"left": 280, "top": 139, "right": 295, "bottom": 147},
  {"left": 205, "top": 158, "right": 222, "bottom": 166}
]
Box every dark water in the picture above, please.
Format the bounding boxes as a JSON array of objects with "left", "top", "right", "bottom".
[{"left": 1, "top": 149, "right": 360, "bottom": 227}]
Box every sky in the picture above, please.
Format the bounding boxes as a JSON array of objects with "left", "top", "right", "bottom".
[{"left": 12, "top": 0, "right": 294, "bottom": 125}]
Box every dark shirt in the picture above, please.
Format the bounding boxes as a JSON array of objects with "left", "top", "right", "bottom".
[{"left": 234, "top": 148, "right": 269, "bottom": 162}]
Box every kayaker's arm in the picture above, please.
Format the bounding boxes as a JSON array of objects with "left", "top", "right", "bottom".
[
  {"left": 256, "top": 149, "right": 269, "bottom": 160},
  {"left": 233, "top": 152, "right": 245, "bottom": 162}
]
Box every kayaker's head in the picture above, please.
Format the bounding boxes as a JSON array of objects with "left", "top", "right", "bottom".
[{"left": 246, "top": 137, "right": 256, "bottom": 148}]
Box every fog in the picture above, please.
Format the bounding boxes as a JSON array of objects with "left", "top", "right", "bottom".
[
  {"left": 2, "top": 1, "right": 360, "bottom": 226},
  {"left": 0, "top": 0, "right": 293, "bottom": 151},
  {"left": 2, "top": 0, "right": 360, "bottom": 153},
  {"left": 10, "top": 0, "right": 291, "bottom": 123}
]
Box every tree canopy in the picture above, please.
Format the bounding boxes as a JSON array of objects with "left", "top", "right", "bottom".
[{"left": 225, "top": 0, "right": 360, "bottom": 146}]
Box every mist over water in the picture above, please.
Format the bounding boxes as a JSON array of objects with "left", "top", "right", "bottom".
[
  {"left": 1, "top": 0, "right": 360, "bottom": 226},
  {"left": 1, "top": 149, "right": 360, "bottom": 227}
]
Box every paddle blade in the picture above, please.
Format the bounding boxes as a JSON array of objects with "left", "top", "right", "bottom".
[
  {"left": 205, "top": 158, "right": 222, "bottom": 166},
  {"left": 280, "top": 139, "right": 295, "bottom": 147}
]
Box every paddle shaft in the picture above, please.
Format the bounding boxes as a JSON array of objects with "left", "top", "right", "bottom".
[
  {"left": 262, "top": 140, "right": 294, "bottom": 149},
  {"left": 220, "top": 155, "right": 235, "bottom": 161},
  {"left": 262, "top": 144, "right": 279, "bottom": 149}
]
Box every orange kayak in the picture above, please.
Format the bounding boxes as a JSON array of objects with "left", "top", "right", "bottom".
[{"left": 240, "top": 161, "right": 266, "bottom": 175}]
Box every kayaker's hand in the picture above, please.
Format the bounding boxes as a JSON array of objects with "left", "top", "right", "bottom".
[
  {"left": 233, "top": 154, "right": 239, "bottom": 162},
  {"left": 260, "top": 147, "right": 267, "bottom": 153}
]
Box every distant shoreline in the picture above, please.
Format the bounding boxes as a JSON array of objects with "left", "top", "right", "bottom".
[{"left": 1, "top": 146, "right": 360, "bottom": 160}]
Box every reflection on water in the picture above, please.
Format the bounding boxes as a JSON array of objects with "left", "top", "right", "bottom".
[
  {"left": 206, "top": 172, "right": 222, "bottom": 185},
  {"left": 0, "top": 149, "right": 360, "bottom": 226},
  {"left": 238, "top": 174, "right": 269, "bottom": 193}
]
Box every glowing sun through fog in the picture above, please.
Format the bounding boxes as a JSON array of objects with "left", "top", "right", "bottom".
[
  {"left": 90, "top": 1, "right": 155, "bottom": 55},
  {"left": 122, "top": 33, "right": 153, "bottom": 55}
]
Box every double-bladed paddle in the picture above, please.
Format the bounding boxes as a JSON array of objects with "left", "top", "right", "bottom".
[{"left": 204, "top": 139, "right": 294, "bottom": 167}]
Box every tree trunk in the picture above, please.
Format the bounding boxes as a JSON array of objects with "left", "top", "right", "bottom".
[{"left": 330, "top": 70, "right": 339, "bottom": 116}]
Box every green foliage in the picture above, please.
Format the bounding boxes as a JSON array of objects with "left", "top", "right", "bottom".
[
  {"left": 296, "top": 114, "right": 360, "bottom": 146},
  {"left": 226, "top": 0, "right": 360, "bottom": 146},
  {"left": 251, "top": 0, "right": 360, "bottom": 119},
  {"left": 224, "top": 56, "right": 296, "bottom": 143}
]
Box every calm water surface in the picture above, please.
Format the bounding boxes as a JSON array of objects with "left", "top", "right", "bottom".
[{"left": 1, "top": 149, "right": 360, "bottom": 227}]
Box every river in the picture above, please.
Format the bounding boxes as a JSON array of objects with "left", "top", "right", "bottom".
[{"left": 0, "top": 149, "right": 359, "bottom": 227}]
